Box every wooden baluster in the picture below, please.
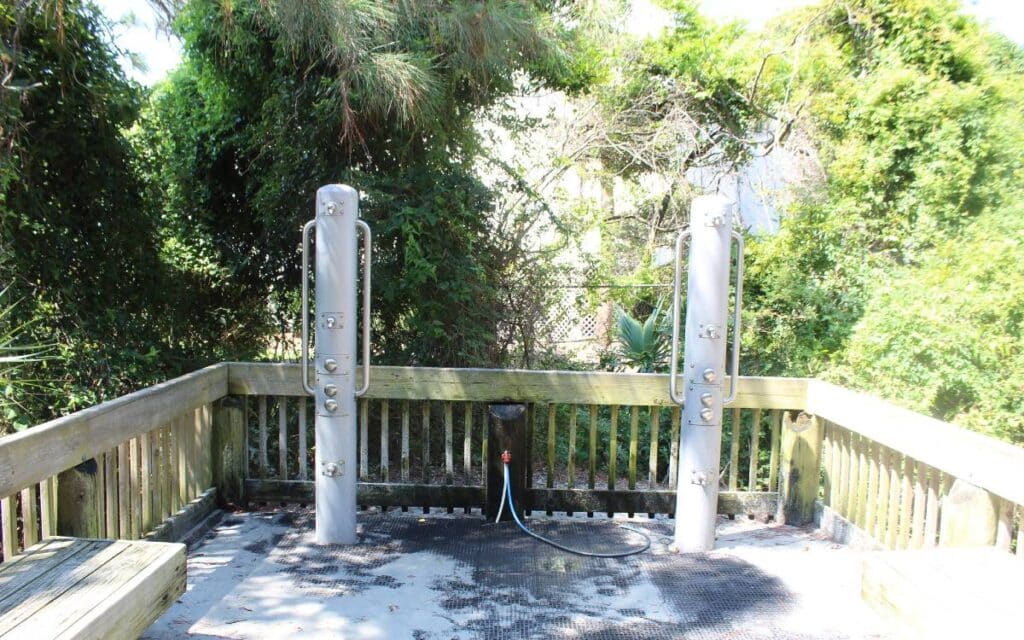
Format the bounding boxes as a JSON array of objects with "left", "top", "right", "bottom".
[
  {"left": 421, "top": 403, "right": 431, "bottom": 484},
  {"left": 828, "top": 422, "right": 840, "bottom": 508},
  {"left": 856, "top": 434, "right": 869, "bottom": 530},
  {"left": 648, "top": 406, "right": 659, "bottom": 489},
  {"left": 401, "top": 401, "right": 410, "bottom": 482},
  {"left": 567, "top": 406, "right": 578, "bottom": 490},
  {"left": 360, "top": 398, "right": 370, "bottom": 481},
  {"left": 298, "top": 397, "right": 308, "bottom": 481},
  {"left": 864, "top": 440, "right": 878, "bottom": 536},
  {"left": 748, "top": 409, "right": 762, "bottom": 491},
  {"left": 140, "top": 431, "right": 153, "bottom": 534},
  {"left": 278, "top": 396, "right": 289, "bottom": 481},
  {"left": 381, "top": 400, "right": 390, "bottom": 483},
  {"left": 40, "top": 476, "right": 57, "bottom": 539},
  {"left": 480, "top": 403, "right": 488, "bottom": 485},
  {"left": 875, "top": 446, "right": 890, "bottom": 543},
  {"left": 1016, "top": 506, "right": 1023, "bottom": 557},
  {"left": 897, "top": 457, "right": 914, "bottom": 549},
  {"left": 105, "top": 448, "right": 118, "bottom": 537},
  {"left": 462, "top": 402, "right": 472, "bottom": 481},
  {"left": 257, "top": 396, "right": 268, "bottom": 479},
  {"left": 588, "top": 405, "right": 598, "bottom": 491},
  {"left": 886, "top": 452, "right": 901, "bottom": 549},
  {"left": 546, "top": 404, "right": 556, "bottom": 516},
  {"left": 847, "top": 432, "right": 861, "bottom": 525},
  {"left": 545, "top": 404, "right": 556, "bottom": 491},
  {"left": 176, "top": 413, "right": 188, "bottom": 509},
  {"left": 767, "top": 410, "right": 781, "bottom": 492},
  {"left": 131, "top": 438, "right": 142, "bottom": 539},
  {"left": 444, "top": 401, "right": 454, "bottom": 485},
  {"left": 911, "top": 459, "right": 927, "bottom": 549},
  {"left": 20, "top": 485, "right": 38, "bottom": 548},
  {"left": 669, "top": 406, "right": 681, "bottom": 488},
  {"left": 162, "top": 425, "right": 173, "bottom": 518},
  {"left": 118, "top": 441, "right": 131, "bottom": 537},
  {"left": 1, "top": 496, "right": 16, "bottom": 559},
  {"left": 922, "top": 463, "right": 939, "bottom": 547},
  {"left": 728, "top": 408, "right": 741, "bottom": 491},
  {"left": 608, "top": 405, "right": 619, "bottom": 493},
  {"left": 628, "top": 406, "right": 639, "bottom": 494},
  {"left": 822, "top": 422, "right": 833, "bottom": 507}
]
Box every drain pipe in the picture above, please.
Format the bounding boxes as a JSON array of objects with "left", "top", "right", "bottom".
[{"left": 668, "top": 196, "right": 743, "bottom": 553}]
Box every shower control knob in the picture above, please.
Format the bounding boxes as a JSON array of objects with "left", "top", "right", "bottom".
[
  {"left": 324, "top": 358, "right": 338, "bottom": 372},
  {"left": 324, "top": 399, "right": 338, "bottom": 413}
]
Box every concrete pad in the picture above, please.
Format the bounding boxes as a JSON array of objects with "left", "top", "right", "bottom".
[{"left": 143, "top": 509, "right": 891, "bottom": 639}]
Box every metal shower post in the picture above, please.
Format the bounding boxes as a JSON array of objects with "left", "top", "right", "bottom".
[
  {"left": 669, "top": 195, "right": 743, "bottom": 553},
  {"left": 301, "top": 184, "right": 372, "bottom": 545}
]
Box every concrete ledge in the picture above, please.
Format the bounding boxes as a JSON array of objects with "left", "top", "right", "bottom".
[
  {"left": 145, "top": 487, "right": 219, "bottom": 543},
  {"left": 814, "top": 501, "right": 882, "bottom": 550}
]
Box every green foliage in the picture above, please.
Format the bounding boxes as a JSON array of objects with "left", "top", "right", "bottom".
[
  {"left": 611, "top": 302, "right": 669, "bottom": 372},
  {"left": 147, "top": 0, "right": 590, "bottom": 367}
]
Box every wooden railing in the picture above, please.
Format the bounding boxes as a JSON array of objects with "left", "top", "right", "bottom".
[
  {"left": 229, "top": 363, "right": 807, "bottom": 517},
  {"left": 0, "top": 365, "right": 227, "bottom": 562},
  {"left": 3, "top": 361, "right": 1023, "bottom": 565},
  {"left": 808, "top": 380, "right": 1024, "bottom": 554}
]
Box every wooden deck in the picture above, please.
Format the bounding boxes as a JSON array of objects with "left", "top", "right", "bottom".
[{"left": 0, "top": 537, "right": 185, "bottom": 640}]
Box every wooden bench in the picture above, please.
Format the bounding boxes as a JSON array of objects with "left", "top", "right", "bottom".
[{"left": 0, "top": 537, "right": 185, "bottom": 640}]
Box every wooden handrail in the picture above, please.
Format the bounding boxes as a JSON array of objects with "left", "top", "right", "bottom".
[
  {"left": 225, "top": 362, "right": 810, "bottom": 408},
  {"left": 0, "top": 364, "right": 228, "bottom": 499}
]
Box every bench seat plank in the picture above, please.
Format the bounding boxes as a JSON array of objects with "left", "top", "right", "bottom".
[{"left": 0, "top": 538, "right": 185, "bottom": 640}]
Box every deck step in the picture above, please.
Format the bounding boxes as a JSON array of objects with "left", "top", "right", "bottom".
[{"left": 861, "top": 548, "right": 1020, "bottom": 639}]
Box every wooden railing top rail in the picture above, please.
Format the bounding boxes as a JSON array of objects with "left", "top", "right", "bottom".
[
  {"left": 808, "top": 379, "right": 1024, "bottom": 507},
  {"left": 0, "top": 364, "right": 227, "bottom": 499},
  {"left": 225, "top": 362, "right": 810, "bottom": 408}
]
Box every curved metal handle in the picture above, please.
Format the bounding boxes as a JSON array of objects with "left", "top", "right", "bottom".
[
  {"left": 724, "top": 230, "right": 745, "bottom": 405},
  {"left": 355, "top": 219, "right": 372, "bottom": 397},
  {"left": 668, "top": 228, "right": 691, "bottom": 405},
  {"left": 300, "top": 219, "right": 316, "bottom": 396}
]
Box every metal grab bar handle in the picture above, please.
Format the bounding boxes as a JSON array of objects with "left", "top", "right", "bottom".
[
  {"left": 300, "top": 220, "right": 316, "bottom": 396},
  {"left": 724, "top": 230, "right": 745, "bottom": 405},
  {"left": 669, "top": 228, "right": 691, "bottom": 405},
  {"left": 355, "top": 219, "right": 372, "bottom": 397}
]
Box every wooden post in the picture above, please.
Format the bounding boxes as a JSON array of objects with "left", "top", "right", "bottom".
[
  {"left": 212, "top": 396, "right": 247, "bottom": 508},
  {"left": 486, "top": 404, "right": 527, "bottom": 522},
  {"left": 938, "top": 478, "right": 999, "bottom": 547},
  {"left": 57, "top": 459, "right": 103, "bottom": 537},
  {"left": 778, "top": 412, "right": 822, "bottom": 525}
]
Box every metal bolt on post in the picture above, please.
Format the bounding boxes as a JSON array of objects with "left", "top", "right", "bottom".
[{"left": 668, "top": 195, "right": 744, "bottom": 553}]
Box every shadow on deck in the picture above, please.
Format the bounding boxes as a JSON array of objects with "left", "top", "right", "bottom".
[{"left": 143, "top": 510, "right": 889, "bottom": 639}]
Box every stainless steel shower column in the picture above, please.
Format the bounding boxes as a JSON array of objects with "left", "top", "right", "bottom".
[
  {"left": 669, "top": 195, "right": 743, "bottom": 553},
  {"left": 301, "top": 184, "right": 371, "bottom": 545}
]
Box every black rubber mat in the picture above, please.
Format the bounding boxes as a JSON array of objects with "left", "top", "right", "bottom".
[{"left": 243, "top": 509, "right": 871, "bottom": 640}]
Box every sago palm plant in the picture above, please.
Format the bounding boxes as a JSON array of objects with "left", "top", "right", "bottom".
[{"left": 612, "top": 301, "right": 670, "bottom": 373}]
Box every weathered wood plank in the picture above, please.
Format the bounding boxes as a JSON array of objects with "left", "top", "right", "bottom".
[
  {"left": 297, "top": 397, "right": 308, "bottom": 481},
  {"left": 924, "top": 463, "right": 939, "bottom": 548},
  {"left": 118, "top": 442, "right": 131, "bottom": 538},
  {"left": 669, "top": 405, "right": 680, "bottom": 487},
  {"left": 0, "top": 364, "right": 228, "bottom": 500},
  {"left": 40, "top": 477, "right": 57, "bottom": 539},
  {"left": 140, "top": 432, "right": 153, "bottom": 533},
  {"left": 462, "top": 403, "right": 471, "bottom": 480},
  {"left": 257, "top": 396, "right": 268, "bottom": 479},
  {"left": 588, "top": 405, "right": 597, "bottom": 489},
  {"left": 401, "top": 401, "right": 410, "bottom": 482},
  {"left": 381, "top": 400, "right": 390, "bottom": 483},
  {"left": 628, "top": 407, "right": 639, "bottom": 492},
  {"left": 245, "top": 480, "right": 484, "bottom": 508},
  {"left": 20, "top": 485, "right": 38, "bottom": 549},
  {"left": 278, "top": 396, "right": 288, "bottom": 481},
  {"left": 567, "top": 406, "right": 577, "bottom": 489},
  {"left": 0, "top": 538, "right": 87, "bottom": 599},
  {"left": 546, "top": 404, "right": 556, "bottom": 491},
  {"left": 104, "top": 449, "right": 117, "bottom": 538},
  {"left": 778, "top": 412, "right": 821, "bottom": 525},
  {"left": 728, "top": 408, "right": 740, "bottom": 491},
  {"left": 443, "top": 402, "right": 453, "bottom": 484},
  {"left": 608, "top": 405, "right": 619, "bottom": 492},
  {"left": 749, "top": 408, "right": 762, "bottom": 490},
  {"left": 0, "top": 497, "right": 16, "bottom": 560},
  {"left": 227, "top": 363, "right": 809, "bottom": 408},
  {"left": 528, "top": 489, "right": 779, "bottom": 517},
  {"left": 767, "top": 410, "right": 781, "bottom": 492},
  {"left": 421, "top": 403, "right": 431, "bottom": 483},
  {"left": 648, "top": 405, "right": 659, "bottom": 488}
]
